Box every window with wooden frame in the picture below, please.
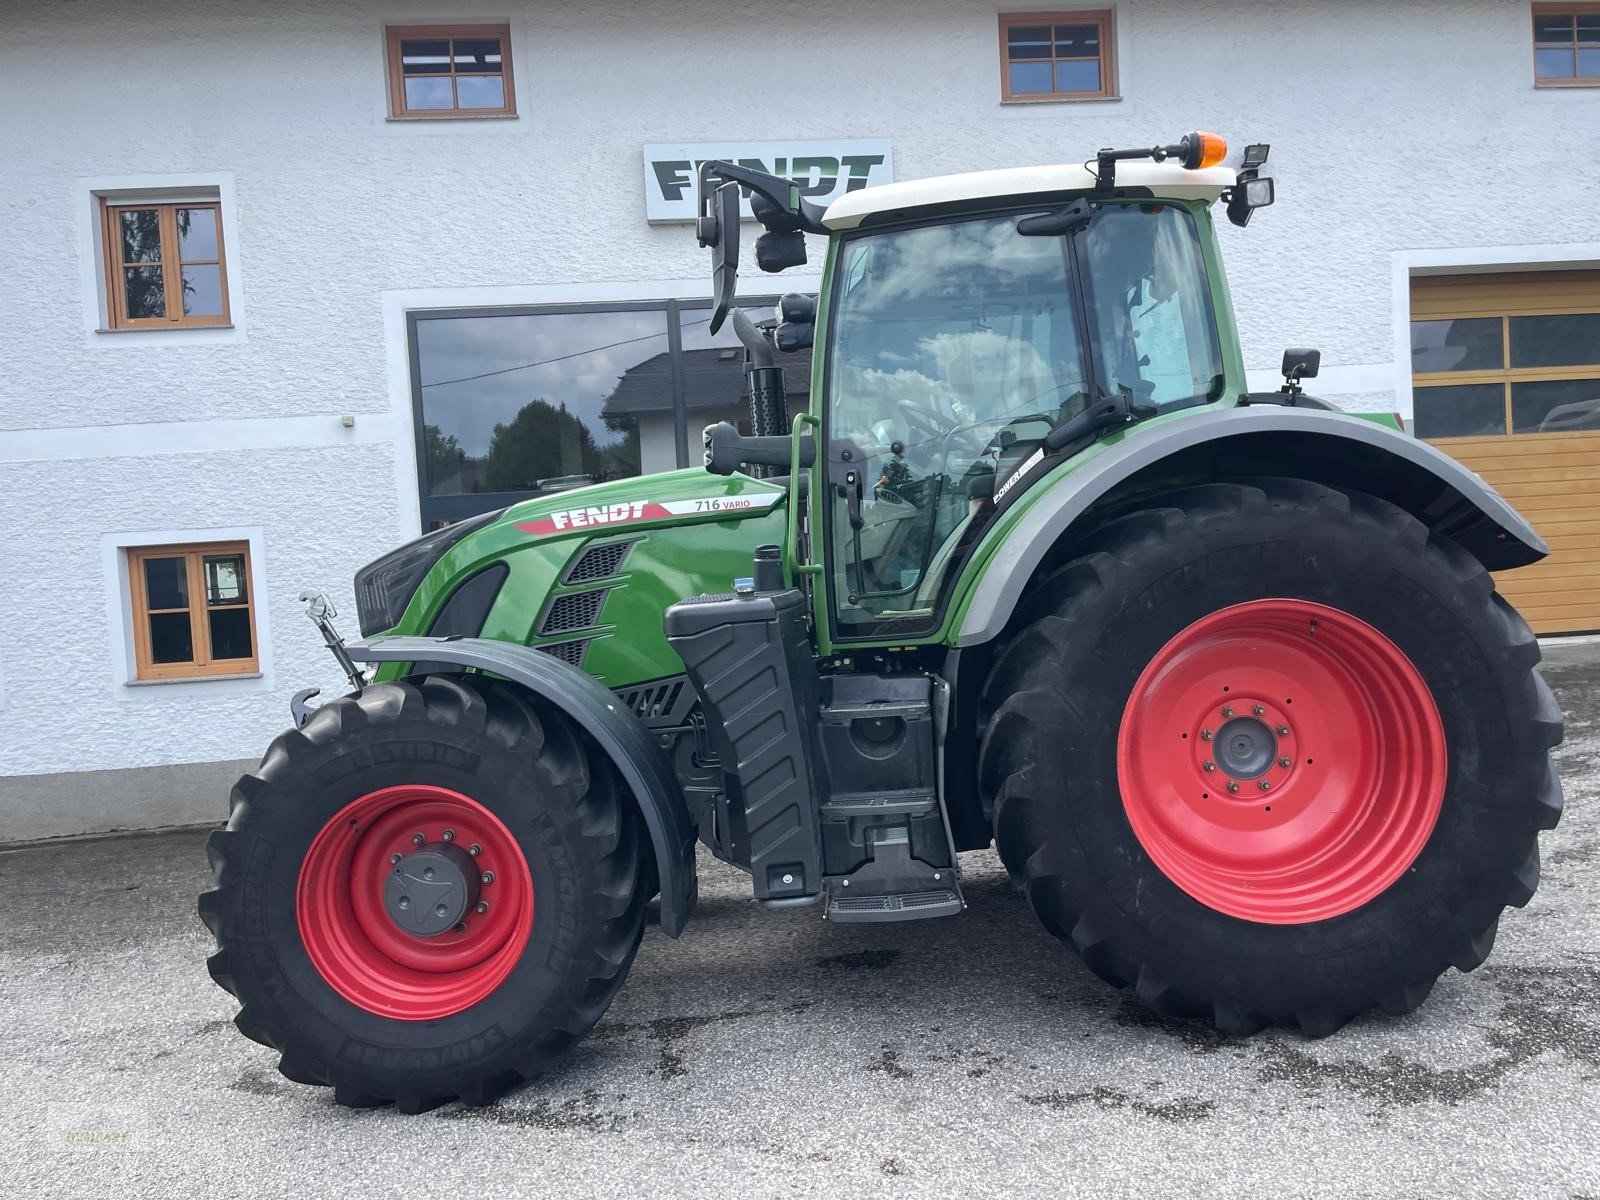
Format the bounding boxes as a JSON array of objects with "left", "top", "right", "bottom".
[
  {"left": 998, "top": 10, "right": 1116, "bottom": 101},
  {"left": 385, "top": 24, "right": 516, "bottom": 118},
  {"left": 1410, "top": 272, "right": 1600, "bottom": 440},
  {"left": 128, "top": 543, "right": 259, "bottom": 680},
  {"left": 101, "top": 200, "right": 229, "bottom": 330},
  {"left": 1533, "top": 4, "right": 1600, "bottom": 85}
]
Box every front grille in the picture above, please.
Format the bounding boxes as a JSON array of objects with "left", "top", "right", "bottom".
[
  {"left": 536, "top": 639, "right": 589, "bottom": 669},
  {"left": 539, "top": 588, "right": 609, "bottom": 635},
  {"left": 564, "top": 540, "right": 635, "bottom": 584}
]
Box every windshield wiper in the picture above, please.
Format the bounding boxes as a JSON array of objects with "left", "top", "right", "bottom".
[{"left": 1044, "top": 391, "right": 1157, "bottom": 454}]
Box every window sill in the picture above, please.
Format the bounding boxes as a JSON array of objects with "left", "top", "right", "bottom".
[
  {"left": 1000, "top": 93, "right": 1122, "bottom": 105},
  {"left": 1534, "top": 79, "right": 1600, "bottom": 88},
  {"left": 125, "top": 671, "right": 262, "bottom": 687},
  {"left": 96, "top": 324, "right": 235, "bottom": 334},
  {"left": 385, "top": 112, "right": 519, "bottom": 122}
]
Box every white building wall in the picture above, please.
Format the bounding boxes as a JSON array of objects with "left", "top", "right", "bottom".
[{"left": 1, "top": 0, "right": 1597, "bottom": 836}]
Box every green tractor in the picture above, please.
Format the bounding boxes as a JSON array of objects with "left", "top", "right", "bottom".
[{"left": 200, "top": 134, "right": 1564, "bottom": 1111}]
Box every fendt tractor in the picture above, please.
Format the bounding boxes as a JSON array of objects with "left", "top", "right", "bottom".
[{"left": 200, "top": 133, "right": 1565, "bottom": 1111}]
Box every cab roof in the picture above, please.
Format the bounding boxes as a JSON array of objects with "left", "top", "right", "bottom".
[{"left": 821, "top": 161, "right": 1237, "bottom": 230}]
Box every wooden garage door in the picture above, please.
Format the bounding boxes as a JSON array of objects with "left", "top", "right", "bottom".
[{"left": 1411, "top": 271, "right": 1600, "bottom": 634}]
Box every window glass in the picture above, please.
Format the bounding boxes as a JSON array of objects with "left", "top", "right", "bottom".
[
  {"left": 1001, "top": 10, "right": 1111, "bottom": 98},
  {"left": 1080, "top": 205, "right": 1226, "bottom": 408},
  {"left": 119, "top": 209, "right": 162, "bottom": 262},
  {"left": 1410, "top": 317, "right": 1502, "bottom": 373},
  {"left": 1509, "top": 314, "right": 1600, "bottom": 368},
  {"left": 415, "top": 310, "right": 660, "bottom": 501},
  {"left": 1512, "top": 378, "right": 1600, "bottom": 433},
  {"left": 143, "top": 556, "right": 188, "bottom": 610},
  {"left": 391, "top": 26, "right": 513, "bottom": 116},
  {"left": 1412, "top": 384, "right": 1506, "bottom": 438},
  {"left": 106, "top": 202, "right": 227, "bottom": 328},
  {"left": 674, "top": 305, "right": 811, "bottom": 458}
]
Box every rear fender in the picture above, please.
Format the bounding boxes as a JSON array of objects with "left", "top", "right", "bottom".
[
  {"left": 957, "top": 406, "right": 1549, "bottom": 647},
  {"left": 343, "top": 635, "right": 698, "bottom": 936}
]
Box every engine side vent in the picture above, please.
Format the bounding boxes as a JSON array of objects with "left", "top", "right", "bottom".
[
  {"left": 614, "top": 676, "right": 694, "bottom": 726},
  {"left": 539, "top": 587, "right": 609, "bottom": 636},
  {"left": 535, "top": 639, "right": 589, "bottom": 669},
  {"left": 564, "top": 540, "right": 636, "bottom": 585}
]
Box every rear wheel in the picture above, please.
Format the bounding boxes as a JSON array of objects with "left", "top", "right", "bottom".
[
  {"left": 979, "top": 480, "right": 1563, "bottom": 1036},
  {"left": 199, "top": 674, "right": 648, "bottom": 1110}
]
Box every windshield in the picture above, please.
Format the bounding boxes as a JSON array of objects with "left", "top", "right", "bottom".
[{"left": 825, "top": 202, "right": 1224, "bottom": 636}]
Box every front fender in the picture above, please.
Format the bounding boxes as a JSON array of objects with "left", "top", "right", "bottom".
[
  {"left": 343, "top": 635, "right": 698, "bottom": 936},
  {"left": 956, "top": 406, "right": 1549, "bottom": 647}
]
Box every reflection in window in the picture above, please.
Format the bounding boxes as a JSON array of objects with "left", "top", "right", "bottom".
[
  {"left": 1412, "top": 384, "right": 1507, "bottom": 439},
  {"left": 416, "top": 310, "right": 659, "bottom": 501},
  {"left": 387, "top": 24, "right": 515, "bottom": 117},
  {"left": 102, "top": 200, "right": 229, "bottom": 329},
  {"left": 999, "top": 11, "right": 1115, "bottom": 100},
  {"left": 128, "top": 542, "right": 258, "bottom": 680}
]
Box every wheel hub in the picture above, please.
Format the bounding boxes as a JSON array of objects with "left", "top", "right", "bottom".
[
  {"left": 384, "top": 843, "right": 481, "bottom": 937},
  {"left": 1214, "top": 715, "right": 1277, "bottom": 780}
]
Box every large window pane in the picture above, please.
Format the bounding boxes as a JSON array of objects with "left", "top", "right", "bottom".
[
  {"left": 1053, "top": 24, "right": 1100, "bottom": 54},
  {"left": 1008, "top": 60, "right": 1053, "bottom": 93},
  {"left": 415, "top": 309, "right": 661, "bottom": 498},
  {"left": 672, "top": 305, "right": 811, "bottom": 468},
  {"left": 1513, "top": 378, "right": 1600, "bottom": 433},
  {"left": 452, "top": 38, "right": 503, "bottom": 70},
  {"left": 1410, "top": 317, "right": 1502, "bottom": 373},
  {"left": 143, "top": 556, "right": 188, "bottom": 609},
  {"left": 1509, "top": 313, "right": 1600, "bottom": 368},
  {"left": 1534, "top": 12, "right": 1575, "bottom": 42},
  {"left": 204, "top": 554, "right": 248, "bottom": 605},
  {"left": 1413, "top": 383, "right": 1505, "bottom": 438},
  {"left": 1580, "top": 47, "right": 1600, "bottom": 75},
  {"left": 124, "top": 268, "right": 165, "bottom": 317}
]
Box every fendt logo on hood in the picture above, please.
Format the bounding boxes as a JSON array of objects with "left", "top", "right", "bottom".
[{"left": 515, "top": 493, "right": 784, "bottom": 537}]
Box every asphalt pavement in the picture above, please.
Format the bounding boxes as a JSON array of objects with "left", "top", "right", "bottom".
[{"left": 4, "top": 643, "right": 1599, "bottom": 1199}]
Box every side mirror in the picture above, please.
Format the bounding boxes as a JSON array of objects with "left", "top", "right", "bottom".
[
  {"left": 699, "top": 179, "right": 742, "bottom": 333},
  {"left": 1282, "top": 348, "right": 1321, "bottom": 383},
  {"left": 755, "top": 230, "right": 807, "bottom": 272}
]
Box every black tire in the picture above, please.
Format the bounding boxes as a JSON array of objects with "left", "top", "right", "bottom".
[
  {"left": 198, "top": 673, "right": 648, "bottom": 1110},
  {"left": 979, "top": 479, "right": 1563, "bottom": 1036}
]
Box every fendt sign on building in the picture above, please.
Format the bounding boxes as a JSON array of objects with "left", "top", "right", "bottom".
[{"left": 643, "top": 139, "right": 894, "bottom": 222}]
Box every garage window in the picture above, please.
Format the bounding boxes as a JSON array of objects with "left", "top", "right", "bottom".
[
  {"left": 1410, "top": 273, "right": 1600, "bottom": 438},
  {"left": 128, "top": 542, "right": 258, "bottom": 680},
  {"left": 1533, "top": 4, "right": 1600, "bottom": 85}
]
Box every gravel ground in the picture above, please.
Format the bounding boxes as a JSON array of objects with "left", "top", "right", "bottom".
[{"left": 4, "top": 646, "right": 1598, "bottom": 1199}]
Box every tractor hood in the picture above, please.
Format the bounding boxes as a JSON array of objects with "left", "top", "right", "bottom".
[{"left": 501, "top": 468, "right": 786, "bottom": 538}]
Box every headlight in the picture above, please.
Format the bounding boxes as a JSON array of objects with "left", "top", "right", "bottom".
[{"left": 353, "top": 509, "right": 503, "bottom": 637}]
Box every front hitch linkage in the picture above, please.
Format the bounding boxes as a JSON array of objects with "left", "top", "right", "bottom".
[{"left": 291, "top": 590, "right": 368, "bottom": 727}]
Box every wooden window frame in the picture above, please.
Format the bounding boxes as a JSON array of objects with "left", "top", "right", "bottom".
[
  {"left": 1411, "top": 271, "right": 1600, "bottom": 442},
  {"left": 100, "top": 200, "right": 230, "bottom": 331},
  {"left": 128, "top": 542, "right": 259, "bottom": 681},
  {"left": 998, "top": 9, "right": 1117, "bottom": 103},
  {"left": 385, "top": 23, "right": 516, "bottom": 119},
  {"left": 1532, "top": 3, "right": 1600, "bottom": 87}
]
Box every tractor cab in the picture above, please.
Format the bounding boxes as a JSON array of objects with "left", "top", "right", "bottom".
[{"left": 694, "top": 134, "right": 1270, "bottom": 641}]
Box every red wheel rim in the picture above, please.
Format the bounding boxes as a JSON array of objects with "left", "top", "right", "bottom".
[
  {"left": 1117, "top": 599, "right": 1446, "bottom": 924},
  {"left": 296, "top": 784, "right": 534, "bottom": 1019}
]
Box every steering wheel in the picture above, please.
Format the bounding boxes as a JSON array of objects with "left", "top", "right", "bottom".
[{"left": 896, "top": 397, "right": 954, "bottom": 442}]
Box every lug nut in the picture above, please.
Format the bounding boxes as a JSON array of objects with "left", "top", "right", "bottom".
[
  {"left": 1200, "top": 729, "right": 1214, "bottom": 741},
  {"left": 1253, "top": 705, "right": 1265, "bottom": 716},
  {"left": 1226, "top": 781, "right": 1240, "bottom": 794},
  {"left": 475, "top": 901, "right": 489, "bottom": 914},
  {"left": 1259, "top": 779, "right": 1272, "bottom": 792},
  {"left": 442, "top": 829, "right": 456, "bottom": 842},
  {"left": 398, "top": 896, "right": 411, "bottom": 910},
  {"left": 452, "top": 922, "right": 467, "bottom": 935},
  {"left": 434, "top": 902, "right": 449, "bottom": 917},
  {"left": 469, "top": 844, "right": 482, "bottom": 857},
  {"left": 412, "top": 832, "right": 425, "bottom": 846},
  {"left": 390, "top": 853, "right": 402, "bottom": 865},
  {"left": 481, "top": 871, "right": 495, "bottom": 885},
  {"left": 1221, "top": 706, "right": 1234, "bottom": 719},
  {"left": 1203, "top": 761, "right": 1217, "bottom": 772},
  {"left": 1279, "top": 756, "right": 1292, "bottom": 768},
  {"left": 1277, "top": 726, "right": 1290, "bottom": 737}
]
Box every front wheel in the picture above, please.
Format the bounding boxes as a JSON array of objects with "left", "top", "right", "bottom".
[
  {"left": 979, "top": 480, "right": 1563, "bottom": 1036},
  {"left": 199, "top": 674, "right": 648, "bottom": 1110}
]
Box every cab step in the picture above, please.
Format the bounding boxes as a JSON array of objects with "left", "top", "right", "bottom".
[{"left": 821, "top": 824, "right": 964, "bottom": 924}]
